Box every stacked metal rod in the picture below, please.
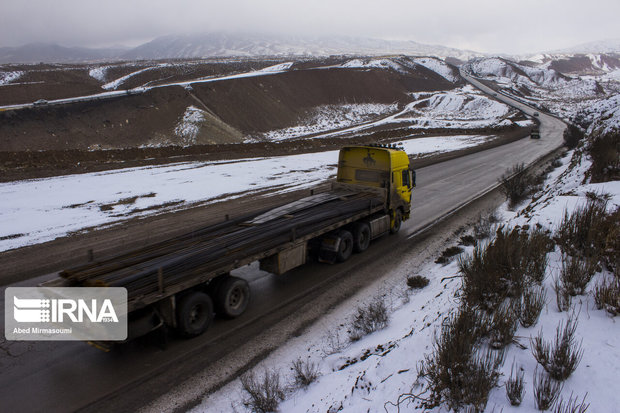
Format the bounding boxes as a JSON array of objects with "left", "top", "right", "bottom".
[{"left": 60, "top": 190, "right": 384, "bottom": 300}]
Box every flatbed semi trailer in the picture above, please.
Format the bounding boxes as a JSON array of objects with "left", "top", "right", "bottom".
[{"left": 43, "top": 145, "right": 415, "bottom": 344}]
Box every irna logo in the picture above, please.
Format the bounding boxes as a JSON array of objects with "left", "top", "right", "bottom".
[
  {"left": 13, "top": 296, "right": 119, "bottom": 323},
  {"left": 5, "top": 287, "right": 127, "bottom": 341}
]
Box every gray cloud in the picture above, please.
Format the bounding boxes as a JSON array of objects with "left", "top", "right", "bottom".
[{"left": 2, "top": 0, "right": 619, "bottom": 54}]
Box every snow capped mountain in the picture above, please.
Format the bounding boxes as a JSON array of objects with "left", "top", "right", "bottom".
[
  {"left": 551, "top": 38, "right": 620, "bottom": 54},
  {"left": 121, "top": 33, "right": 480, "bottom": 61},
  {"left": 523, "top": 53, "right": 620, "bottom": 75},
  {"left": 464, "top": 57, "right": 569, "bottom": 88}
]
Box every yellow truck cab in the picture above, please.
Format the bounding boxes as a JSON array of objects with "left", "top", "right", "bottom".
[{"left": 336, "top": 144, "right": 415, "bottom": 232}]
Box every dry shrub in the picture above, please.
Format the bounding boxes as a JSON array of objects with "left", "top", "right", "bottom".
[
  {"left": 531, "top": 315, "right": 583, "bottom": 381},
  {"left": 505, "top": 361, "right": 526, "bottom": 406},
  {"left": 473, "top": 211, "right": 500, "bottom": 240},
  {"left": 553, "top": 393, "right": 590, "bottom": 413},
  {"left": 559, "top": 254, "right": 595, "bottom": 297},
  {"left": 520, "top": 284, "right": 547, "bottom": 328},
  {"left": 489, "top": 304, "right": 518, "bottom": 349},
  {"left": 240, "top": 369, "right": 285, "bottom": 413},
  {"left": 291, "top": 358, "right": 319, "bottom": 387},
  {"left": 563, "top": 124, "right": 585, "bottom": 149},
  {"left": 435, "top": 246, "right": 464, "bottom": 265},
  {"left": 593, "top": 277, "right": 620, "bottom": 316},
  {"left": 555, "top": 198, "right": 609, "bottom": 266},
  {"left": 588, "top": 131, "right": 619, "bottom": 183},
  {"left": 419, "top": 306, "right": 502, "bottom": 412},
  {"left": 601, "top": 207, "right": 620, "bottom": 276},
  {"left": 533, "top": 368, "right": 563, "bottom": 410},
  {"left": 407, "top": 275, "right": 430, "bottom": 289},
  {"left": 348, "top": 297, "right": 389, "bottom": 341},
  {"left": 500, "top": 163, "right": 539, "bottom": 207},
  {"left": 459, "top": 227, "right": 552, "bottom": 310}
]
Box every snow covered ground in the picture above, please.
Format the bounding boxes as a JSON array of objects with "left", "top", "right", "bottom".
[
  {"left": 0, "top": 134, "right": 494, "bottom": 252},
  {"left": 397, "top": 85, "right": 518, "bottom": 129},
  {"left": 182, "top": 135, "right": 619, "bottom": 412},
  {"left": 256, "top": 85, "right": 523, "bottom": 143}
]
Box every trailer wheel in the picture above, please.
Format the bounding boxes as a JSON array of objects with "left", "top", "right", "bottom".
[
  {"left": 336, "top": 230, "right": 354, "bottom": 262},
  {"left": 352, "top": 222, "right": 371, "bottom": 253},
  {"left": 390, "top": 210, "right": 402, "bottom": 234},
  {"left": 177, "top": 292, "right": 214, "bottom": 338},
  {"left": 215, "top": 276, "right": 250, "bottom": 318}
]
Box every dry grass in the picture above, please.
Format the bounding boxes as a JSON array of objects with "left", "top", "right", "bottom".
[
  {"left": 533, "top": 368, "right": 563, "bottom": 410},
  {"left": 418, "top": 306, "right": 503, "bottom": 412},
  {"left": 407, "top": 275, "right": 430, "bottom": 289},
  {"left": 505, "top": 361, "right": 526, "bottom": 406},
  {"left": 500, "top": 163, "right": 540, "bottom": 207},
  {"left": 291, "top": 358, "right": 319, "bottom": 387},
  {"left": 593, "top": 277, "right": 620, "bottom": 316},
  {"left": 348, "top": 297, "right": 389, "bottom": 341},
  {"left": 531, "top": 315, "right": 583, "bottom": 381},
  {"left": 240, "top": 369, "right": 285, "bottom": 413},
  {"left": 588, "top": 131, "right": 619, "bottom": 183},
  {"left": 459, "top": 227, "right": 552, "bottom": 310},
  {"left": 519, "top": 285, "right": 547, "bottom": 328}
]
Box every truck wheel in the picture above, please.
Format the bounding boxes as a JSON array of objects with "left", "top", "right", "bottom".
[
  {"left": 177, "top": 292, "right": 214, "bottom": 338},
  {"left": 352, "top": 222, "right": 371, "bottom": 253},
  {"left": 390, "top": 210, "right": 402, "bottom": 234},
  {"left": 336, "top": 230, "right": 354, "bottom": 262},
  {"left": 215, "top": 276, "right": 250, "bottom": 318}
]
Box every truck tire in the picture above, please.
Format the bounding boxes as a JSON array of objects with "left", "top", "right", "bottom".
[
  {"left": 215, "top": 276, "right": 250, "bottom": 318},
  {"left": 177, "top": 292, "right": 214, "bottom": 338},
  {"left": 390, "top": 210, "right": 402, "bottom": 234},
  {"left": 336, "top": 230, "right": 354, "bottom": 262},
  {"left": 352, "top": 222, "right": 371, "bottom": 253}
]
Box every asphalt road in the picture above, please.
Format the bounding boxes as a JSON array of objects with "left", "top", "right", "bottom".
[{"left": 0, "top": 79, "right": 566, "bottom": 413}]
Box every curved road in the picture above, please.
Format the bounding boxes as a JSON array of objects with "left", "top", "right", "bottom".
[{"left": 0, "top": 77, "right": 566, "bottom": 413}]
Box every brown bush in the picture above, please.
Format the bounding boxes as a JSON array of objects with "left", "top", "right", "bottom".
[{"left": 588, "top": 132, "right": 619, "bottom": 183}]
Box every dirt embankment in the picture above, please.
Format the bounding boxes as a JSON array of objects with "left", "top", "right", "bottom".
[
  {"left": 0, "top": 61, "right": 456, "bottom": 151},
  {"left": 0, "top": 57, "right": 467, "bottom": 180}
]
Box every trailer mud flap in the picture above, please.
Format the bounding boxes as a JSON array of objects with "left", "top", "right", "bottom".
[{"left": 318, "top": 234, "right": 341, "bottom": 264}]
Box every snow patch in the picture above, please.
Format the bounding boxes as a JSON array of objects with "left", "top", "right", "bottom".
[
  {"left": 0, "top": 71, "right": 23, "bottom": 86},
  {"left": 258, "top": 62, "right": 294, "bottom": 72},
  {"left": 342, "top": 58, "right": 407, "bottom": 73},
  {"left": 174, "top": 106, "right": 206, "bottom": 145},
  {"left": 412, "top": 57, "right": 459, "bottom": 82},
  {"left": 102, "top": 63, "right": 171, "bottom": 90},
  {"left": 258, "top": 103, "right": 398, "bottom": 141},
  {"left": 88, "top": 66, "right": 109, "bottom": 83}
]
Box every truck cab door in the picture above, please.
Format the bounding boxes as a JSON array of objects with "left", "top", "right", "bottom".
[{"left": 395, "top": 168, "right": 412, "bottom": 204}]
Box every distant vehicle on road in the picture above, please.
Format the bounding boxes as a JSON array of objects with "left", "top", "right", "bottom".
[
  {"left": 533, "top": 111, "right": 539, "bottom": 117},
  {"left": 530, "top": 128, "right": 540, "bottom": 139},
  {"left": 33, "top": 99, "right": 48, "bottom": 106}
]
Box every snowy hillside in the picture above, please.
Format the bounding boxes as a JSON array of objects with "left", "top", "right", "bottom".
[
  {"left": 181, "top": 114, "right": 620, "bottom": 413},
  {"left": 463, "top": 56, "right": 620, "bottom": 123}
]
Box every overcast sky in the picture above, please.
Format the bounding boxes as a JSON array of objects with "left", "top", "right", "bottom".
[{"left": 2, "top": 0, "right": 620, "bottom": 54}]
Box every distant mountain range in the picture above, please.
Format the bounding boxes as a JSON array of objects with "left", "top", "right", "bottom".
[
  {"left": 0, "top": 43, "right": 127, "bottom": 64},
  {"left": 1, "top": 34, "right": 620, "bottom": 65},
  {"left": 552, "top": 38, "right": 620, "bottom": 55},
  {"left": 0, "top": 33, "right": 479, "bottom": 64}
]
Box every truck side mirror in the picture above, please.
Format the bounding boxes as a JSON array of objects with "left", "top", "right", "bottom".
[{"left": 410, "top": 169, "right": 416, "bottom": 188}]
